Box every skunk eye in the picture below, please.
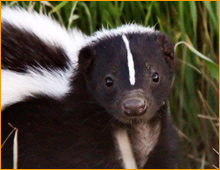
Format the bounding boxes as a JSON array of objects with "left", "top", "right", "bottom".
[
  {"left": 152, "top": 72, "right": 159, "bottom": 82},
  {"left": 105, "top": 77, "right": 114, "bottom": 87}
]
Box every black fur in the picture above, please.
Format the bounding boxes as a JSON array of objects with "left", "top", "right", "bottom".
[
  {"left": 2, "top": 26, "right": 178, "bottom": 168},
  {"left": 144, "top": 105, "right": 178, "bottom": 169},
  {"left": 2, "top": 23, "right": 71, "bottom": 73}
]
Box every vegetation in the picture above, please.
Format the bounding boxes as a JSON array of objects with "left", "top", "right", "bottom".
[{"left": 2, "top": 1, "right": 219, "bottom": 168}]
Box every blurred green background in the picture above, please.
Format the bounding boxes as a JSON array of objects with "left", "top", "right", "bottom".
[{"left": 2, "top": 1, "right": 219, "bottom": 168}]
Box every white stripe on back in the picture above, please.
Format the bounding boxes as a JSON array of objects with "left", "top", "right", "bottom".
[
  {"left": 122, "top": 35, "right": 135, "bottom": 85},
  {"left": 1, "top": 6, "right": 87, "bottom": 66},
  {"left": 1, "top": 68, "right": 72, "bottom": 110}
]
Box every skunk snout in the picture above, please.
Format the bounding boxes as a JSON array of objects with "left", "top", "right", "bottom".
[
  {"left": 123, "top": 98, "right": 147, "bottom": 116},
  {"left": 121, "top": 89, "right": 148, "bottom": 117}
]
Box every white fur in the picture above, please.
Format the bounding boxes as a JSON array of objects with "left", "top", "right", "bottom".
[
  {"left": 1, "top": 68, "right": 73, "bottom": 110},
  {"left": 87, "top": 24, "right": 155, "bottom": 45},
  {"left": 1, "top": 6, "right": 87, "bottom": 66},
  {"left": 114, "top": 121, "right": 161, "bottom": 168},
  {"left": 122, "top": 35, "right": 135, "bottom": 85},
  {"left": 129, "top": 122, "right": 161, "bottom": 168}
]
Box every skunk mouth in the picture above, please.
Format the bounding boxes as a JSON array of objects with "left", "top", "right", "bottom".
[
  {"left": 106, "top": 103, "right": 156, "bottom": 126},
  {"left": 113, "top": 113, "right": 148, "bottom": 125}
]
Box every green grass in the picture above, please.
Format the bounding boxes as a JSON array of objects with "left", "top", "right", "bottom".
[{"left": 2, "top": 1, "right": 219, "bottom": 168}]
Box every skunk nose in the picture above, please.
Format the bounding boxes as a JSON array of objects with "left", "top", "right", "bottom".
[{"left": 123, "top": 99, "right": 147, "bottom": 116}]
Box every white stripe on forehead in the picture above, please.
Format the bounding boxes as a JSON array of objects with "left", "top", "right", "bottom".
[
  {"left": 122, "top": 35, "right": 135, "bottom": 86},
  {"left": 85, "top": 24, "right": 155, "bottom": 46}
]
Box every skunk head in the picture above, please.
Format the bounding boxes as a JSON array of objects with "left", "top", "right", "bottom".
[{"left": 78, "top": 24, "right": 176, "bottom": 123}]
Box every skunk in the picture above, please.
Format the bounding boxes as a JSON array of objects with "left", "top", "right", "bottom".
[{"left": 2, "top": 7, "right": 178, "bottom": 169}]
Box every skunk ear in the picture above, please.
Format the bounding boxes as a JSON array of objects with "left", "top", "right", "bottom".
[
  {"left": 156, "top": 32, "right": 176, "bottom": 71},
  {"left": 78, "top": 46, "right": 95, "bottom": 73}
]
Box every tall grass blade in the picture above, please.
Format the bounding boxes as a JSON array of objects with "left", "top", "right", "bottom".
[
  {"left": 175, "top": 41, "right": 219, "bottom": 81},
  {"left": 49, "top": 1, "right": 69, "bottom": 14}
]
